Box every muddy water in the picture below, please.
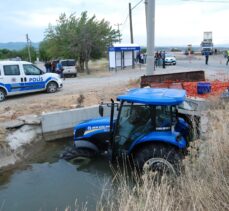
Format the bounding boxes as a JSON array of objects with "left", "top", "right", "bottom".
[{"left": 0, "top": 140, "right": 113, "bottom": 211}]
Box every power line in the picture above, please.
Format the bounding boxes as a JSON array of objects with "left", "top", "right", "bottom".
[
  {"left": 132, "top": 0, "right": 144, "bottom": 10},
  {"left": 120, "top": 0, "right": 144, "bottom": 25},
  {"left": 114, "top": 23, "right": 122, "bottom": 43},
  {"left": 117, "top": 0, "right": 144, "bottom": 42},
  {"left": 122, "top": 14, "right": 129, "bottom": 25}
]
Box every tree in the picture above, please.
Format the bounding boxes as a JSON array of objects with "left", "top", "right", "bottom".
[
  {"left": 0, "top": 48, "right": 37, "bottom": 62},
  {"left": 41, "top": 12, "right": 119, "bottom": 74},
  {"left": 18, "top": 47, "right": 37, "bottom": 62}
]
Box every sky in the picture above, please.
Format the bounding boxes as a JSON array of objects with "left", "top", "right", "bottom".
[{"left": 0, "top": 0, "right": 229, "bottom": 46}]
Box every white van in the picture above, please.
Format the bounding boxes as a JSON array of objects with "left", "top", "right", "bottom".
[
  {"left": 60, "top": 59, "right": 77, "bottom": 77},
  {"left": 0, "top": 61, "right": 63, "bottom": 102}
]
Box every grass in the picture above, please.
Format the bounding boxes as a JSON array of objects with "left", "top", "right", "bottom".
[
  {"left": 65, "top": 101, "right": 229, "bottom": 211},
  {"left": 78, "top": 58, "right": 110, "bottom": 77},
  {"left": 96, "top": 101, "right": 229, "bottom": 211}
]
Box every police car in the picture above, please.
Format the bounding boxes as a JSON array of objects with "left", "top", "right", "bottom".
[{"left": 0, "top": 61, "right": 63, "bottom": 102}]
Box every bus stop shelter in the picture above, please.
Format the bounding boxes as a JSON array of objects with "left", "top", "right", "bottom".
[{"left": 108, "top": 44, "right": 140, "bottom": 70}]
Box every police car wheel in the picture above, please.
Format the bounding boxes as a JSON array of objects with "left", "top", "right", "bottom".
[
  {"left": 0, "top": 89, "right": 6, "bottom": 102},
  {"left": 46, "top": 82, "right": 58, "bottom": 93}
]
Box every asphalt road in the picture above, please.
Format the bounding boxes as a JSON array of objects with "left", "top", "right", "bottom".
[
  {"left": 3, "top": 54, "right": 229, "bottom": 103},
  {"left": 61, "top": 54, "right": 229, "bottom": 92}
]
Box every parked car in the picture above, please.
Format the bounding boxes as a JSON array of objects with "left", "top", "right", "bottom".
[
  {"left": 60, "top": 59, "right": 77, "bottom": 77},
  {"left": 0, "top": 61, "right": 63, "bottom": 102},
  {"left": 165, "top": 54, "right": 176, "bottom": 65}
]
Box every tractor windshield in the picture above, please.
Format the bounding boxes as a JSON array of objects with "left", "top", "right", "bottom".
[{"left": 114, "top": 102, "right": 174, "bottom": 152}]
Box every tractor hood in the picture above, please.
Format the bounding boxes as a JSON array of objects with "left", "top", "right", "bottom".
[
  {"left": 74, "top": 116, "right": 115, "bottom": 139},
  {"left": 74, "top": 116, "right": 111, "bottom": 130}
]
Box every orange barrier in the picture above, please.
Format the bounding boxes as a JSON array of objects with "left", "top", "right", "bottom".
[
  {"left": 150, "top": 81, "right": 229, "bottom": 99},
  {"left": 183, "top": 81, "right": 229, "bottom": 98}
]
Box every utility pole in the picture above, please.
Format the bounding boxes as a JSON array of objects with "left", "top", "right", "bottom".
[
  {"left": 129, "top": 3, "right": 134, "bottom": 44},
  {"left": 26, "top": 34, "right": 31, "bottom": 62},
  {"left": 145, "top": 0, "right": 155, "bottom": 75},
  {"left": 129, "top": 2, "right": 135, "bottom": 68},
  {"left": 114, "top": 23, "right": 122, "bottom": 43}
]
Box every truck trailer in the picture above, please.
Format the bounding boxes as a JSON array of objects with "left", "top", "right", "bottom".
[{"left": 201, "top": 31, "right": 213, "bottom": 55}]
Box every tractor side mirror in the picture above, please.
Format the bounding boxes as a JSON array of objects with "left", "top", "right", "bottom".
[{"left": 99, "top": 103, "right": 104, "bottom": 117}]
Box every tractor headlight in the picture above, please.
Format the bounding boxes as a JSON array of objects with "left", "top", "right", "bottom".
[
  {"left": 176, "top": 134, "right": 182, "bottom": 142},
  {"left": 74, "top": 128, "right": 86, "bottom": 138}
]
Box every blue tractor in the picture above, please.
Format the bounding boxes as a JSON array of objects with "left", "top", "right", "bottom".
[{"left": 62, "top": 88, "right": 193, "bottom": 174}]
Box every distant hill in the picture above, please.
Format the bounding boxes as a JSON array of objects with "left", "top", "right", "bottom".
[
  {"left": 0, "top": 42, "right": 40, "bottom": 51},
  {"left": 1, "top": 42, "right": 228, "bottom": 51},
  {"left": 214, "top": 44, "right": 229, "bottom": 49}
]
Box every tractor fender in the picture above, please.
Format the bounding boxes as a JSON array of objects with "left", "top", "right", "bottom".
[
  {"left": 128, "top": 132, "right": 187, "bottom": 154},
  {"left": 74, "top": 140, "right": 99, "bottom": 153}
]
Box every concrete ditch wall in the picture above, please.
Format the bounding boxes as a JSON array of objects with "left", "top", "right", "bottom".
[
  {"left": 0, "top": 105, "right": 112, "bottom": 169},
  {"left": 41, "top": 105, "right": 112, "bottom": 141}
]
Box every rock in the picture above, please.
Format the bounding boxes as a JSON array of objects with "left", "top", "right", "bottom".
[
  {"left": 2, "top": 120, "right": 24, "bottom": 129},
  {"left": 5, "top": 125, "right": 42, "bottom": 151},
  {"left": 17, "top": 114, "right": 41, "bottom": 125}
]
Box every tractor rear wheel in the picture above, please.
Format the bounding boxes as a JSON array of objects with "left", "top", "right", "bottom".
[
  {"left": 134, "top": 144, "right": 182, "bottom": 177},
  {"left": 60, "top": 146, "right": 96, "bottom": 161}
]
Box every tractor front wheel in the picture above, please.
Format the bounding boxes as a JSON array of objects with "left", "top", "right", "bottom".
[
  {"left": 60, "top": 146, "right": 96, "bottom": 161},
  {"left": 134, "top": 144, "right": 182, "bottom": 177}
]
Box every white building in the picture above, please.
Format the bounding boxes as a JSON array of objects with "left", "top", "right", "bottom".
[{"left": 108, "top": 43, "right": 140, "bottom": 70}]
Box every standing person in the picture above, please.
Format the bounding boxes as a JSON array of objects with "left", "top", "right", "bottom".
[
  {"left": 162, "top": 51, "right": 166, "bottom": 69},
  {"left": 204, "top": 51, "right": 210, "bottom": 65},
  {"left": 154, "top": 52, "right": 158, "bottom": 67},
  {"left": 143, "top": 53, "right": 147, "bottom": 64},
  {"left": 136, "top": 52, "right": 140, "bottom": 64},
  {"left": 140, "top": 53, "right": 144, "bottom": 64},
  {"left": 51, "top": 61, "right": 56, "bottom": 73},
  {"left": 155, "top": 51, "right": 159, "bottom": 67},
  {"left": 158, "top": 51, "right": 162, "bottom": 67},
  {"left": 226, "top": 50, "right": 229, "bottom": 65},
  {"left": 45, "top": 61, "right": 51, "bottom": 73},
  {"left": 44, "top": 61, "right": 49, "bottom": 72},
  {"left": 56, "top": 60, "right": 65, "bottom": 80}
]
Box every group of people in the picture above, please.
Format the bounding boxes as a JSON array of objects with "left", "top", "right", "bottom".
[
  {"left": 155, "top": 51, "right": 166, "bottom": 68},
  {"left": 44, "top": 60, "right": 65, "bottom": 79},
  {"left": 136, "top": 52, "right": 147, "bottom": 64},
  {"left": 136, "top": 51, "right": 166, "bottom": 69}
]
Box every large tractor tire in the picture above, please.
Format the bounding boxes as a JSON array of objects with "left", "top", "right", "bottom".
[
  {"left": 133, "top": 144, "right": 182, "bottom": 177},
  {"left": 60, "top": 146, "right": 96, "bottom": 161}
]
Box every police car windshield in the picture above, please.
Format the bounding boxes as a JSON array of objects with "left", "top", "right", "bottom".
[
  {"left": 61, "top": 60, "right": 76, "bottom": 66},
  {"left": 165, "top": 54, "right": 174, "bottom": 57}
]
